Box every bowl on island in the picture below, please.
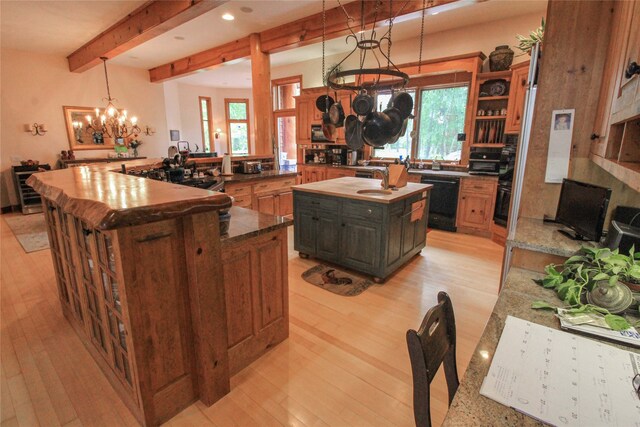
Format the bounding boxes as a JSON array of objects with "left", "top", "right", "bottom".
[{"left": 357, "top": 160, "right": 370, "bottom": 166}]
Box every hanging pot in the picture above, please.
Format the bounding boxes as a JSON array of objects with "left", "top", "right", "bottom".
[
  {"left": 329, "top": 101, "right": 346, "bottom": 127},
  {"left": 383, "top": 107, "right": 404, "bottom": 138},
  {"left": 398, "top": 117, "right": 409, "bottom": 137},
  {"left": 352, "top": 91, "right": 374, "bottom": 116},
  {"left": 344, "top": 115, "right": 364, "bottom": 150},
  {"left": 315, "top": 95, "right": 335, "bottom": 112},
  {"left": 392, "top": 92, "right": 414, "bottom": 120},
  {"left": 362, "top": 112, "right": 393, "bottom": 147},
  {"left": 321, "top": 112, "right": 337, "bottom": 141}
]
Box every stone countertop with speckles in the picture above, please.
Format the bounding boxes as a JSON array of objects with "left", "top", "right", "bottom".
[
  {"left": 221, "top": 206, "right": 292, "bottom": 245},
  {"left": 442, "top": 268, "right": 639, "bottom": 426},
  {"left": 508, "top": 217, "right": 599, "bottom": 258}
]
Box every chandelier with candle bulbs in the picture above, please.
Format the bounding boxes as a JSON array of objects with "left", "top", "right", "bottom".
[{"left": 83, "top": 57, "right": 141, "bottom": 140}]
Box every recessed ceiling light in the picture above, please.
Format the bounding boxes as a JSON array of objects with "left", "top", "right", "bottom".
[
  {"left": 174, "top": 36, "right": 185, "bottom": 40},
  {"left": 240, "top": 6, "right": 253, "bottom": 13},
  {"left": 222, "top": 13, "right": 235, "bottom": 21},
  {"left": 431, "top": 11, "right": 439, "bottom": 15}
]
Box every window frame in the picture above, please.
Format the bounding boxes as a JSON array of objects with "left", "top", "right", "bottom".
[
  {"left": 224, "top": 98, "right": 250, "bottom": 155},
  {"left": 198, "top": 96, "right": 213, "bottom": 153},
  {"left": 372, "top": 81, "right": 471, "bottom": 163},
  {"left": 272, "top": 75, "right": 302, "bottom": 113}
]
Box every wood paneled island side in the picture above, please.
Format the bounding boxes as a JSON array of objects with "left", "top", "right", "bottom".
[{"left": 27, "top": 167, "right": 291, "bottom": 426}]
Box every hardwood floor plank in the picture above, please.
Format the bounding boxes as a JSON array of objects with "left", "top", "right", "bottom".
[{"left": 1, "top": 216, "right": 503, "bottom": 427}]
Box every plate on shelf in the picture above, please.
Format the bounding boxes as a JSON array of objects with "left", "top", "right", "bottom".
[{"left": 489, "top": 80, "right": 507, "bottom": 96}]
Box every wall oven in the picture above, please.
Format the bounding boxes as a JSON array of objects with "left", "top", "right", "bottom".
[{"left": 468, "top": 147, "right": 501, "bottom": 175}]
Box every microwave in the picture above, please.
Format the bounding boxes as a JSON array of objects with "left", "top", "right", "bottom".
[
  {"left": 311, "top": 124, "right": 332, "bottom": 142},
  {"left": 468, "top": 147, "right": 501, "bottom": 175}
]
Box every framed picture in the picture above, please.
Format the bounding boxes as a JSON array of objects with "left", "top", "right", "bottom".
[
  {"left": 115, "top": 137, "right": 125, "bottom": 146},
  {"left": 170, "top": 129, "right": 180, "bottom": 141}
]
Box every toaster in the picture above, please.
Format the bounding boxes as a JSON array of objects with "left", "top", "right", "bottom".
[{"left": 242, "top": 161, "right": 262, "bottom": 174}]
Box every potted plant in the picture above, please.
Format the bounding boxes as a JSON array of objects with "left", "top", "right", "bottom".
[
  {"left": 515, "top": 18, "right": 545, "bottom": 56},
  {"left": 532, "top": 246, "right": 640, "bottom": 331}
]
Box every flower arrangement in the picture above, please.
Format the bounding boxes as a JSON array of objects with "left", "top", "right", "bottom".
[
  {"left": 129, "top": 139, "right": 143, "bottom": 157},
  {"left": 515, "top": 18, "right": 545, "bottom": 55}
]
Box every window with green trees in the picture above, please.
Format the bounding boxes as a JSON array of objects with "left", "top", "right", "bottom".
[{"left": 225, "top": 99, "right": 249, "bottom": 155}]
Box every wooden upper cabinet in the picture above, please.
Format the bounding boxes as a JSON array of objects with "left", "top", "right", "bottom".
[
  {"left": 505, "top": 61, "right": 530, "bottom": 134},
  {"left": 295, "top": 97, "right": 312, "bottom": 143},
  {"left": 611, "top": 0, "right": 640, "bottom": 123}
]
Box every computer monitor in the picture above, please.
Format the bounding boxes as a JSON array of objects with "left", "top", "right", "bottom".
[{"left": 555, "top": 178, "right": 612, "bottom": 242}]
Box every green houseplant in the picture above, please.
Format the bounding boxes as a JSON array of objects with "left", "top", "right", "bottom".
[
  {"left": 532, "top": 246, "right": 640, "bottom": 330},
  {"left": 515, "top": 18, "right": 545, "bottom": 56}
]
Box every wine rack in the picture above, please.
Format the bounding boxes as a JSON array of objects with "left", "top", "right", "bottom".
[{"left": 12, "top": 165, "right": 50, "bottom": 214}]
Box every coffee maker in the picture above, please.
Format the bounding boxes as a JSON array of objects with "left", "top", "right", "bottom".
[{"left": 330, "top": 148, "right": 347, "bottom": 166}]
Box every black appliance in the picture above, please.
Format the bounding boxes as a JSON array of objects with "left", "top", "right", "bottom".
[
  {"left": 420, "top": 175, "right": 460, "bottom": 232},
  {"left": 498, "top": 145, "right": 517, "bottom": 182},
  {"left": 311, "top": 124, "right": 332, "bottom": 142},
  {"left": 12, "top": 164, "right": 51, "bottom": 214},
  {"left": 555, "top": 178, "right": 612, "bottom": 242},
  {"left": 355, "top": 170, "right": 375, "bottom": 178},
  {"left": 330, "top": 148, "right": 347, "bottom": 166},
  {"left": 494, "top": 183, "right": 512, "bottom": 226},
  {"left": 468, "top": 147, "right": 501, "bottom": 175}
]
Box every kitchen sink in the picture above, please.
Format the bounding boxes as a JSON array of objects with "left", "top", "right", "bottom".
[{"left": 356, "top": 189, "right": 393, "bottom": 195}]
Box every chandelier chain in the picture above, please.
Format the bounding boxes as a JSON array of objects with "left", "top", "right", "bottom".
[
  {"left": 101, "top": 57, "right": 113, "bottom": 101},
  {"left": 418, "top": 0, "right": 426, "bottom": 74}
]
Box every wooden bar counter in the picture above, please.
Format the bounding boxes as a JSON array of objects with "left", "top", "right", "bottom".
[{"left": 26, "top": 166, "right": 290, "bottom": 426}]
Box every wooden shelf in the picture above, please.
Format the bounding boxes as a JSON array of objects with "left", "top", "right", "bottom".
[
  {"left": 478, "top": 96, "right": 509, "bottom": 101},
  {"left": 476, "top": 116, "right": 507, "bottom": 120},
  {"left": 590, "top": 153, "right": 640, "bottom": 192}
]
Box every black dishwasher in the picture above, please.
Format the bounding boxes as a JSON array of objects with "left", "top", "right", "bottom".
[{"left": 420, "top": 175, "right": 460, "bottom": 232}]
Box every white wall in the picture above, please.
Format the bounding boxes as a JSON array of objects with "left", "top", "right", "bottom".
[
  {"left": 272, "top": 12, "right": 545, "bottom": 88},
  {"left": 170, "top": 83, "right": 254, "bottom": 155},
  {"left": 0, "top": 48, "right": 169, "bottom": 206}
]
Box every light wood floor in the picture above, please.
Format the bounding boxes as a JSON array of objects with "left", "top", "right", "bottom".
[{"left": 1, "top": 215, "right": 503, "bottom": 427}]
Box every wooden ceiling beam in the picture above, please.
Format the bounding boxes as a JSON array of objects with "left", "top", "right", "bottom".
[
  {"left": 67, "top": 0, "right": 227, "bottom": 73},
  {"left": 148, "top": 0, "right": 458, "bottom": 83}
]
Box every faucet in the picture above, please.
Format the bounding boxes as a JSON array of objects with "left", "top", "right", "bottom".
[{"left": 373, "top": 167, "right": 390, "bottom": 190}]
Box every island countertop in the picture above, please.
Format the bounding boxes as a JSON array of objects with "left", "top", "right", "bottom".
[
  {"left": 222, "top": 206, "right": 293, "bottom": 245},
  {"left": 27, "top": 166, "right": 231, "bottom": 230},
  {"left": 292, "top": 177, "right": 432, "bottom": 204},
  {"left": 442, "top": 268, "right": 639, "bottom": 426}
]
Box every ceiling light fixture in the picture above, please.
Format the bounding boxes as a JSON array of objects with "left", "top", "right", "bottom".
[
  {"left": 83, "top": 57, "right": 141, "bottom": 140},
  {"left": 222, "top": 13, "right": 235, "bottom": 21}
]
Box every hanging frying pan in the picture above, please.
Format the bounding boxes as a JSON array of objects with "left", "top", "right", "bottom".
[
  {"left": 321, "top": 112, "right": 337, "bottom": 141},
  {"left": 392, "top": 92, "right": 414, "bottom": 120},
  {"left": 344, "top": 115, "right": 364, "bottom": 150},
  {"left": 329, "top": 101, "right": 345, "bottom": 127},
  {"left": 352, "top": 90, "right": 374, "bottom": 116},
  {"left": 315, "top": 95, "right": 335, "bottom": 112},
  {"left": 362, "top": 112, "right": 394, "bottom": 148},
  {"left": 383, "top": 107, "right": 404, "bottom": 139}
]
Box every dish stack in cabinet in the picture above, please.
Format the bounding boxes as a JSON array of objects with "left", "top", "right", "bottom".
[{"left": 470, "top": 70, "right": 512, "bottom": 148}]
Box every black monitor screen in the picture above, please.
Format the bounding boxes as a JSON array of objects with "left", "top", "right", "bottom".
[{"left": 556, "top": 179, "right": 612, "bottom": 241}]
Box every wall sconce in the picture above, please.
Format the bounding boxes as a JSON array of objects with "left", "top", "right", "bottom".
[
  {"left": 143, "top": 125, "right": 155, "bottom": 136},
  {"left": 25, "top": 123, "right": 48, "bottom": 136},
  {"left": 215, "top": 128, "right": 222, "bottom": 139}
]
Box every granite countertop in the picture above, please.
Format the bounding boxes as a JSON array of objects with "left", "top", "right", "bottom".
[
  {"left": 221, "top": 169, "right": 298, "bottom": 183},
  {"left": 442, "top": 268, "right": 639, "bottom": 426},
  {"left": 221, "top": 206, "right": 292, "bottom": 245},
  {"left": 292, "top": 177, "right": 432, "bottom": 204},
  {"left": 509, "top": 217, "right": 599, "bottom": 258},
  {"left": 299, "top": 163, "right": 500, "bottom": 180}
]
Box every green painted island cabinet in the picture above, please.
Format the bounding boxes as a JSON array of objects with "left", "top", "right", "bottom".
[{"left": 293, "top": 177, "right": 432, "bottom": 282}]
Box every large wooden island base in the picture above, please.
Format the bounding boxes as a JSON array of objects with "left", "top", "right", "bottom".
[
  {"left": 27, "top": 166, "right": 291, "bottom": 426},
  {"left": 293, "top": 177, "right": 432, "bottom": 282}
]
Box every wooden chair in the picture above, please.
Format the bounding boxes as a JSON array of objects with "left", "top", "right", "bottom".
[{"left": 406, "top": 291, "right": 460, "bottom": 427}]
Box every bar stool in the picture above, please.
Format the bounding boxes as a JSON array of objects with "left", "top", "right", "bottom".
[{"left": 406, "top": 291, "right": 460, "bottom": 427}]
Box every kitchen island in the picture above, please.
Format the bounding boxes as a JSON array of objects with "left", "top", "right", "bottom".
[
  {"left": 27, "top": 165, "right": 292, "bottom": 426},
  {"left": 293, "top": 177, "right": 432, "bottom": 282}
]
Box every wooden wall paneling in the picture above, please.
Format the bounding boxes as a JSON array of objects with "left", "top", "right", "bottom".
[
  {"left": 519, "top": 0, "right": 615, "bottom": 220},
  {"left": 250, "top": 34, "right": 274, "bottom": 156},
  {"left": 117, "top": 219, "right": 197, "bottom": 426},
  {"left": 611, "top": 0, "right": 640, "bottom": 123},
  {"left": 69, "top": 0, "right": 227, "bottom": 72},
  {"left": 181, "top": 211, "right": 231, "bottom": 406}
]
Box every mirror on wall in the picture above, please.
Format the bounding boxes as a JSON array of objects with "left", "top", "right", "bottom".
[{"left": 63, "top": 106, "right": 128, "bottom": 151}]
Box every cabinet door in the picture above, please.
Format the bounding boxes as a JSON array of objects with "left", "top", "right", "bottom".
[
  {"left": 612, "top": 1, "right": 640, "bottom": 120},
  {"left": 340, "top": 217, "right": 380, "bottom": 271},
  {"left": 316, "top": 212, "right": 341, "bottom": 261},
  {"left": 276, "top": 191, "right": 293, "bottom": 217},
  {"left": 505, "top": 62, "right": 529, "bottom": 133},
  {"left": 402, "top": 212, "right": 417, "bottom": 256},
  {"left": 326, "top": 168, "right": 356, "bottom": 180},
  {"left": 386, "top": 205, "right": 404, "bottom": 266},
  {"left": 254, "top": 193, "right": 276, "bottom": 215},
  {"left": 457, "top": 192, "right": 493, "bottom": 230},
  {"left": 295, "top": 209, "right": 317, "bottom": 255},
  {"left": 296, "top": 99, "right": 311, "bottom": 143}
]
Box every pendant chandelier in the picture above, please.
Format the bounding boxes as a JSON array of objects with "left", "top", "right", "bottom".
[{"left": 84, "top": 57, "right": 141, "bottom": 139}]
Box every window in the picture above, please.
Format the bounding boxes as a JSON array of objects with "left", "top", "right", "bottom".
[
  {"left": 416, "top": 85, "right": 469, "bottom": 161},
  {"left": 225, "top": 98, "right": 250, "bottom": 155},
  {"left": 373, "top": 90, "right": 416, "bottom": 159},
  {"left": 372, "top": 84, "right": 469, "bottom": 161},
  {"left": 273, "top": 76, "right": 301, "bottom": 111},
  {"left": 199, "top": 96, "right": 213, "bottom": 152}
]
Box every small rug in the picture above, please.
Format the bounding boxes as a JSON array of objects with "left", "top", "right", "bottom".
[
  {"left": 4, "top": 213, "right": 50, "bottom": 253},
  {"left": 302, "top": 264, "right": 374, "bottom": 296}
]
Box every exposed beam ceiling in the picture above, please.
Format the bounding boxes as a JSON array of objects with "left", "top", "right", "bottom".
[
  {"left": 148, "top": 0, "right": 458, "bottom": 83},
  {"left": 67, "top": 0, "right": 228, "bottom": 73}
]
